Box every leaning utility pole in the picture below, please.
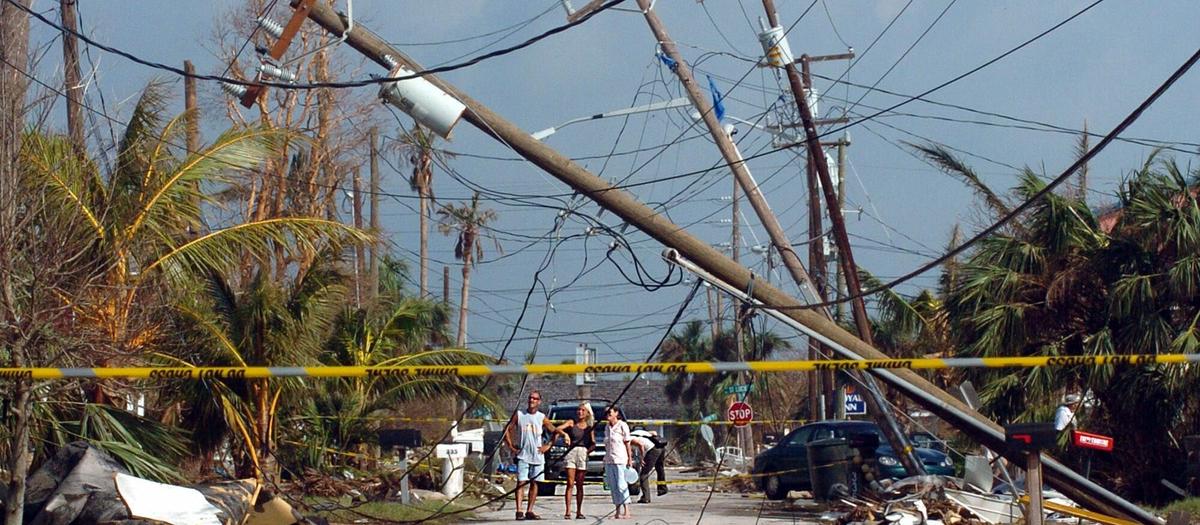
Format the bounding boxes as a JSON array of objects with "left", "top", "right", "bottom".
[
  {"left": 290, "top": 3, "right": 1158, "bottom": 520},
  {"left": 59, "top": 0, "right": 84, "bottom": 152},
  {"left": 639, "top": 1, "right": 825, "bottom": 457},
  {"left": 636, "top": 2, "right": 828, "bottom": 316},
  {"left": 760, "top": 0, "right": 925, "bottom": 476}
]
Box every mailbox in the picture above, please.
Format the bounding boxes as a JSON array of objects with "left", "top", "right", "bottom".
[
  {"left": 1005, "top": 422, "right": 1057, "bottom": 453},
  {"left": 378, "top": 428, "right": 422, "bottom": 450}
]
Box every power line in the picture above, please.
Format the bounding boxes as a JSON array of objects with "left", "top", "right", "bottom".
[
  {"left": 760, "top": 46, "right": 1200, "bottom": 310},
  {"left": 840, "top": 0, "right": 958, "bottom": 119},
  {"left": 7, "top": 0, "right": 627, "bottom": 90}
]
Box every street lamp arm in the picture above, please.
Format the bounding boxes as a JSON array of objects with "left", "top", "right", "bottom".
[{"left": 531, "top": 97, "right": 690, "bottom": 140}]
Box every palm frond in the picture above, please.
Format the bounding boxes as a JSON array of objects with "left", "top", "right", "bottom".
[
  {"left": 124, "top": 126, "right": 288, "bottom": 242},
  {"left": 141, "top": 217, "right": 371, "bottom": 279},
  {"left": 907, "top": 141, "right": 1012, "bottom": 218}
]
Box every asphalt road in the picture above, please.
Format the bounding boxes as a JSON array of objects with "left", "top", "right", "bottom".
[{"left": 468, "top": 470, "right": 831, "bottom": 524}]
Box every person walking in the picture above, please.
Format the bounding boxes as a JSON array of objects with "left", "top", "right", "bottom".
[
  {"left": 629, "top": 430, "right": 663, "bottom": 504},
  {"left": 555, "top": 403, "right": 596, "bottom": 519},
  {"left": 504, "top": 390, "right": 568, "bottom": 520},
  {"left": 603, "top": 406, "right": 633, "bottom": 519}
]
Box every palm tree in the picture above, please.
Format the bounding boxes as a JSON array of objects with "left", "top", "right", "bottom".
[
  {"left": 924, "top": 140, "right": 1200, "bottom": 502},
  {"left": 395, "top": 124, "right": 454, "bottom": 299},
  {"left": 170, "top": 263, "right": 347, "bottom": 479},
  {"left": 293, "top": 296, "right": 499, "bottom": 469},
  {"left": 437, "top": 192, "right": 498, "bottom": 347},
  {"left": 28, "top": 84, "right": 368, "bottom": 362},
  {"left": 660, "top": 320, "right": 792, "bottom": 416}
]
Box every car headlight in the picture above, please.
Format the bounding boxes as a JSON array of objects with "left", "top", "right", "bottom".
[
  {"left": 940, "top": 456, "right": 953, "bottom": 467},
  {"left": 877, "top": 455, "right": 899, "bottom": 467}
]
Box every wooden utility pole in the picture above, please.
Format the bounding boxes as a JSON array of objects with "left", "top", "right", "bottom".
[
  {"left": 59, "top": 0, "right": 84, "bottom": 152},
  {"left": 442, "top": 265, "right": 450, "bottom": 305},
  {"left": 731, "top": 169, "right": 750, "bottom": 454},
  {"left": 805, "top": 105, "right": 827, "bottom": 420},
  {"left": 368, "top": 127, "right": 381, "bottom": 304},
  {"left": 799, "top": 58, "right": 837, "bottom": 421},
  {"left": 352, "top": 170, "right": 365, "bottom": 308},
  {"left": 292, "top": 4, "right": 1156, "bottom": 519},
  {"left": 834, "top": 133, "right": 849, "bottom": 419},
  {"left": 184, "top": 60, "right": 199, "bottom": 155},
  {"left": 761, "top": 0, "right": 925, "bottom": 475}
]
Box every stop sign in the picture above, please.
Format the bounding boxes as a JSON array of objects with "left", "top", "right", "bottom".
[{"left": 727, "top": 401, "right": 753, "bottom": 427}]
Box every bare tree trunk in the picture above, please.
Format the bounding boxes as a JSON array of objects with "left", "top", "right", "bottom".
[
  {"left": 456, "top": 255, "right": 470, "bottom": 347},
  {"left": 4, "top": 380, "right": 33, "bottom": 525},
  {"left": 1, "top": 5, "right": 31, "bottom": 523},
  {"left": 419, "top": 181, "right": 429, "bottom": 298}
]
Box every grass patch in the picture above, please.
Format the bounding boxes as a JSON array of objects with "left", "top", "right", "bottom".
[
  {"left": 306, "top": 497, "right": 478, "bottom": 524},
  {"left": 1159, "top": 497, "right": 1200, "bottom": 520}
]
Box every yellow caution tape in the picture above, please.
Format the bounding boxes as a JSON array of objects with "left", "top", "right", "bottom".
[{"left": 0, "top": 353, "right": 1193, "bottom": 380}]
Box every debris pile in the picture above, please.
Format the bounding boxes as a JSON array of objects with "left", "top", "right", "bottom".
[{"left": 829, "top": 474, "right": 1101, "bottom": 525}]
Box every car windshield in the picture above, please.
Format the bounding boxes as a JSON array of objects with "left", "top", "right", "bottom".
[{"left": 832, "top": 424, "right": 884, "bottom": 442}]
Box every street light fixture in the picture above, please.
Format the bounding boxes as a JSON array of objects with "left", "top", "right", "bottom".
[{"left": 531, "top": 97, "right": 691, "bottom": 140}]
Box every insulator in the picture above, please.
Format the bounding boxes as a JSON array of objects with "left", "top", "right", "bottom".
[
  {"left": 257, "top": 17, "right": 285, "bottom": 39},
  {"left": 220, "top": 82, "right": 248, "bottom": 98},
  {"left": 381, "top": 55, "right": 398, "bottom": 70},
  {"left": 257, "top": 63, "right": 297, "bottom": 83}
]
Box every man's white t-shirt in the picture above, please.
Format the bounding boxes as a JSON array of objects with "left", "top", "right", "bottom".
[{"left": 630, "top": 435, "right": 655, "bottom": 453}]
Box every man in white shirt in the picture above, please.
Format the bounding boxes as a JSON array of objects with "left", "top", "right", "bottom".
[
  {"left": 630, "top": 430, "right": 662, "bottom": 503},
  {"left": 1054, "top": 393, "right": 1081, "bottom": 432}
]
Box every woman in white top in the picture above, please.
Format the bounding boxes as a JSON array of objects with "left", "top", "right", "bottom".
[{"left": 603, "top": 406, "right": 633, "bottom": 519}]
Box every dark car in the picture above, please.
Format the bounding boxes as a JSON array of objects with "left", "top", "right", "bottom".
[
  {"left": 538, "top": 399, "right": 610, "bottom": 496},
  {"left": 752, "top": 420, "right": 955, "bottom": 500}
]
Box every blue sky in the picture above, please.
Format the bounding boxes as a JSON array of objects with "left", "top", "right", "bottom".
[{"left": 26, "top": 1, "right": 1200, "bottom": 364}]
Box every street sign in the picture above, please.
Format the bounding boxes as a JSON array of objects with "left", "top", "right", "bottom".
[
  {"left": 724, "top": 383, "right": 754, "bottom": 396},
  {"left": 1072, "top": 430, "right": 1114, "bottom": 452},
  {"left": 844, "top": 385, "right": 866, "bottom": 415},
  {"left": 727, "top": 401, "right": 753, "bottom": 427}
]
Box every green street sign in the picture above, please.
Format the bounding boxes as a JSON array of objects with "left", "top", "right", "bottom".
[{"left": 724, "top": 384, "right": 754, "bottom": 395}]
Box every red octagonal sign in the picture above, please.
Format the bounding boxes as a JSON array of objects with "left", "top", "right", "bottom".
[{"left": 728, "top": 401, "right": 753, "bottom": 428}]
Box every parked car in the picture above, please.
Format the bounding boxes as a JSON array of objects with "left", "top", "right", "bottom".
[
  {"left": 908, "top": 431, "right": 948, "bottom": 453},
  {"left": 752, "top": 420, "right": 955, "bottom": 500},
  {"left": 538, "top": 399, "right": 610, "bottom": 496}
]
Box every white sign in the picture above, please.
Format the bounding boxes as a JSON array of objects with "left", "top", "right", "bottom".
[
  {"left": 435, "top": 443, "right": 469, "bottom": 459},
  {"left": 844, "top": 385, "right": 867, "bottom": 415}
]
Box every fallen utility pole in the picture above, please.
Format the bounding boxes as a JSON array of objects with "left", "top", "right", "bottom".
[{"left": 291, "top": 2, "right": 1156, "bottom": 522}]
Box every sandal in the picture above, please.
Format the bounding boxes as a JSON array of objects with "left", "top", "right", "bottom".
[
  {"left": 516, "top": 511, "right": 525, "bottom": 520},
  {"left": 576, "top": 513, "right": 587, "bottom": 520},
  {"left": 565, "top": 513, "right": 572, "bottom": 519},
  {"left": 524, "top": 511, "right": 542, "bottom": 520}
]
